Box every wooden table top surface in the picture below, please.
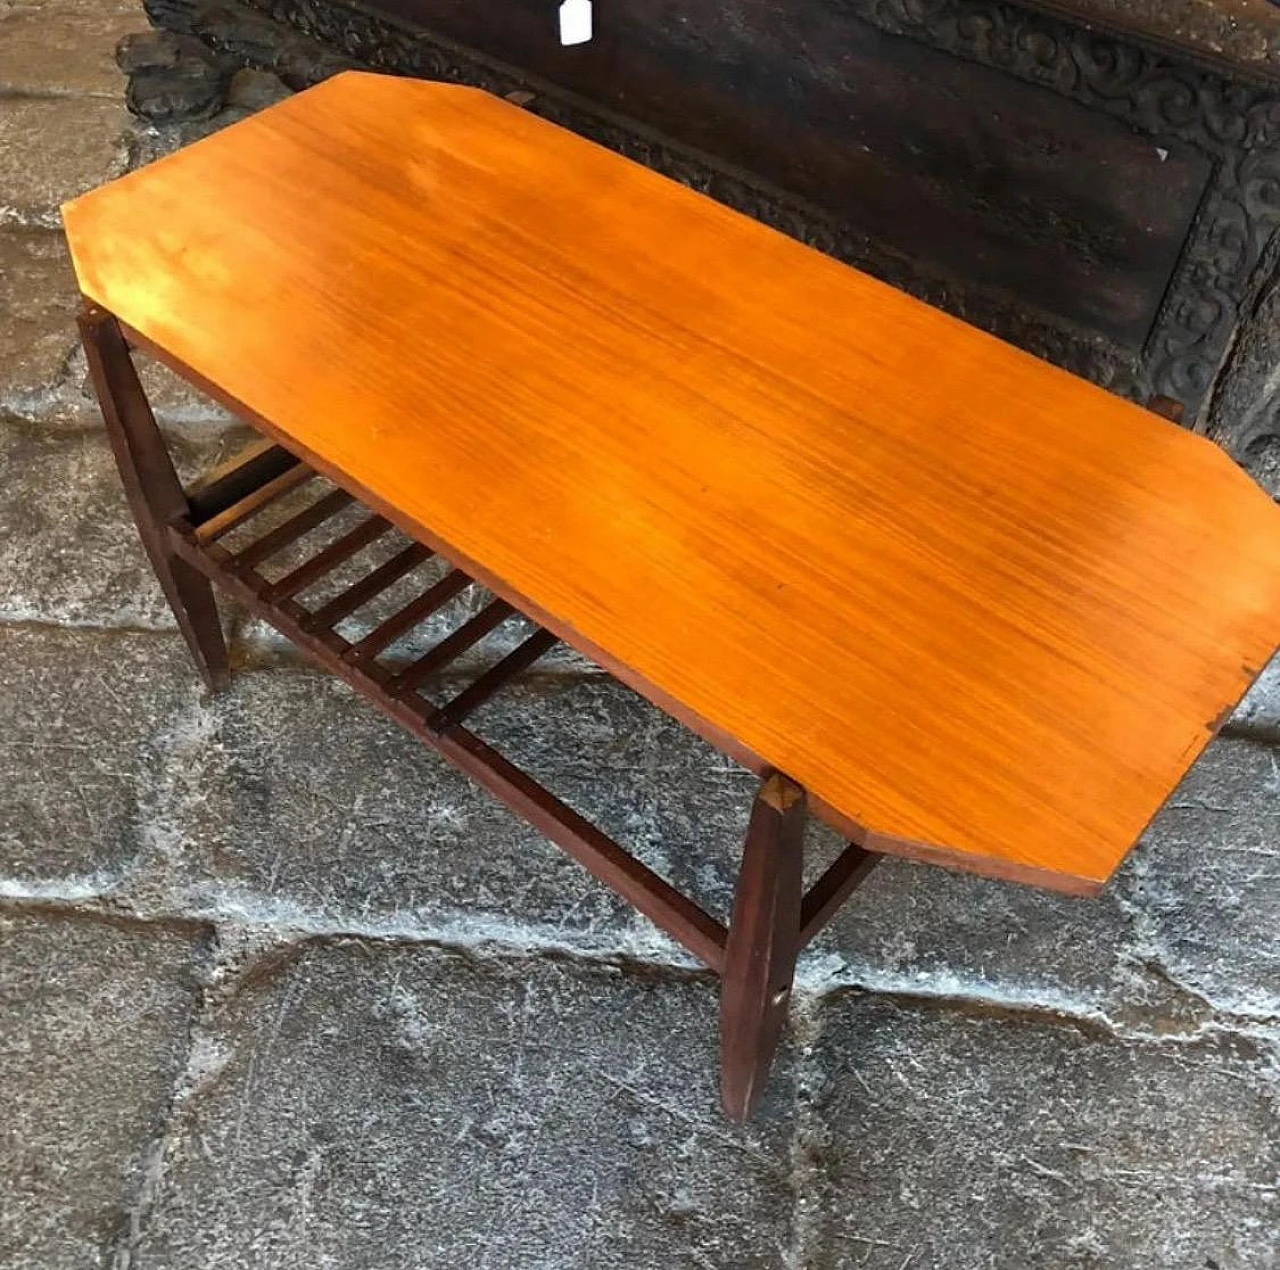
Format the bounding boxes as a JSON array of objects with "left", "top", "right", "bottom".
[{"left": 62, "top": 71, "right": 1280, "bottom": 894}]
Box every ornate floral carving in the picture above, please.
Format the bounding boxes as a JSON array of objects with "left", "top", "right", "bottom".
[
  {"left": 144, "top": 0, "right": 1280, "bottom": 425},
  {"left": 841, "top": 0, "right": 1280, "bottom": 419}
]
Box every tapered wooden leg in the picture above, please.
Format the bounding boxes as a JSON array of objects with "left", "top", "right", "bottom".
[
  {"left": 77, "top": 303, "right": 230, "bottom": 691},
  {"left": 720, "top": 770, "right": 806, "bottom": 1121}
]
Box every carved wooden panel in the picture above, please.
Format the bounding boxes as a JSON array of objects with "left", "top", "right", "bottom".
[{"left": 152, "top": 0, "right": 1280, "bottom": 424}]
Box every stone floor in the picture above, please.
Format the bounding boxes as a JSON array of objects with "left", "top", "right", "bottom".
[{"left": 2, "top": 3, "right": 1279, "bottom": 1267}]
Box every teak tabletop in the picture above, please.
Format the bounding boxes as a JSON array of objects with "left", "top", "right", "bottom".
[{"left": 63, "top": 72, "right": 1280, "bottom": 899}]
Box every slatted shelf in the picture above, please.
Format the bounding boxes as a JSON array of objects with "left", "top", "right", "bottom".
[
  {"left": 391, "top": 598, "right": 515, "bottom": 697},
  {"left": 170, "top": 447, "right": 866, "bottom": 976}
]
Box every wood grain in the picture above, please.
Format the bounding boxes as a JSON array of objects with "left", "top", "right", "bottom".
[{"left": 61, "top": 72, "right": 1280, "bottom": 891}]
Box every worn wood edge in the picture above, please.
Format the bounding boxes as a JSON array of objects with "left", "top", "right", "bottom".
[
  {"left": 758, "top": 770, "right": 805, "bottom": 813},
  {"left": 856, "top": 828, "right": 1104, "bottom": 897},
  {"left": 849, "top": 643, "right": 1279, "bottom": 899},
  {"left": 1122, "top": 642, "right": 1280, "bottom": 842},
  {"left": 1180, "top": 421, "right": 1280, "bottom": 512}
]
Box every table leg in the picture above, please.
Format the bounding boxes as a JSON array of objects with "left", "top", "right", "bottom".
[
  {"left": 720, "top": 770, "right": 806, "bottom": 1121},
  {"left": 77, "top": 303, "right": 229, "bottom": 692}
]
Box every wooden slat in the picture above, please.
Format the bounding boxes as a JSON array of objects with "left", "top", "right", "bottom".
[
  {"left": 436, "top": 727, "right": 728, "bottom": 970},
  {"left": 344, "top": 567, "right": 472, "bottom": 661},
  {"left": 308, "top": 540, "right": 433, "bottom": 630},
  {"left": 391, "top": 598, "right": 514, "bottom": 694},
  {"left": 798, "top": 840, "right": 880, "bottom": 948},
  {"left": 430, "top": 628, "right": 558, "bottom": 730},
  {"left": 187, "top": 435, "right": 275, "bottom": 501},
  {"left": 230, "top": 487, "right": 352, "bottom": 571},
  {"left": 192, "top": 461, "right": 315, "bottom": 542},
  {"left": 263, "top": 513, "right": 392, "bottom": 601},
  {"left": 188, "top": 441, "right": 302, "bottom": 528}
]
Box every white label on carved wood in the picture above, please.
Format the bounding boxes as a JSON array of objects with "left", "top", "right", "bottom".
[{"left": 559, "top": 0, "right": 593, "bottom": 45}]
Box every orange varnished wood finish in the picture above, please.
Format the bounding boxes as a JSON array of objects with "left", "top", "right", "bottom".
[{"left": 62, "top": 72, "right": 1280, "bottom": 894}]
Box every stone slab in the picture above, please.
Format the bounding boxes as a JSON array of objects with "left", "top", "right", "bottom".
[
  {"left": 0, "top": 417, "right": 248, "bottom": 627},
  {"left": 0, "top": 417, "right": 170, "bottom": 627},
  {"left": 810, "top": 850, "right": 1139, "bottom": 1016},
  {"left": 0, "top": 94, "right": 129, "bottom": 228},
  {"left": 1233, "top": 650, "right": 1280, "bottom": 739},
  {"left": 813, "top": 734, "right": 1280, "bottom": 1028},
  {"left": 139, "top": 665, "right": 688, "bottom": 951},
  {"left": 0, "top": 0, "right": 140, "bottom": 97},
  {"left": 60, "top": 343, "right": 241, "bottom": 430},
  {"left": 0, "top": 908, "right": 206, "bottom": 1270},
  {"left": 137, "top": 352, "right": 241, "bottom": 429},
  {"left": 801, "top": 992, "right": 1280, "bottom": 1268},
  {"left": 0, "top": 625, "right": 203, "bottom": 888},
  {"left": 0, "top": 229, "right": 79, "bottom": 415},
  {"left": 127, "top": 939, "right": 795, "bottom": 1269},
  {"left": 1124, "top": 734, "right": 1280, "bottom": 1018}
]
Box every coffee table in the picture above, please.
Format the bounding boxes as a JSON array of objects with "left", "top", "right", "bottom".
[{"left": 62, "top": 71, "right": 1280, "bottom": 1120}]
